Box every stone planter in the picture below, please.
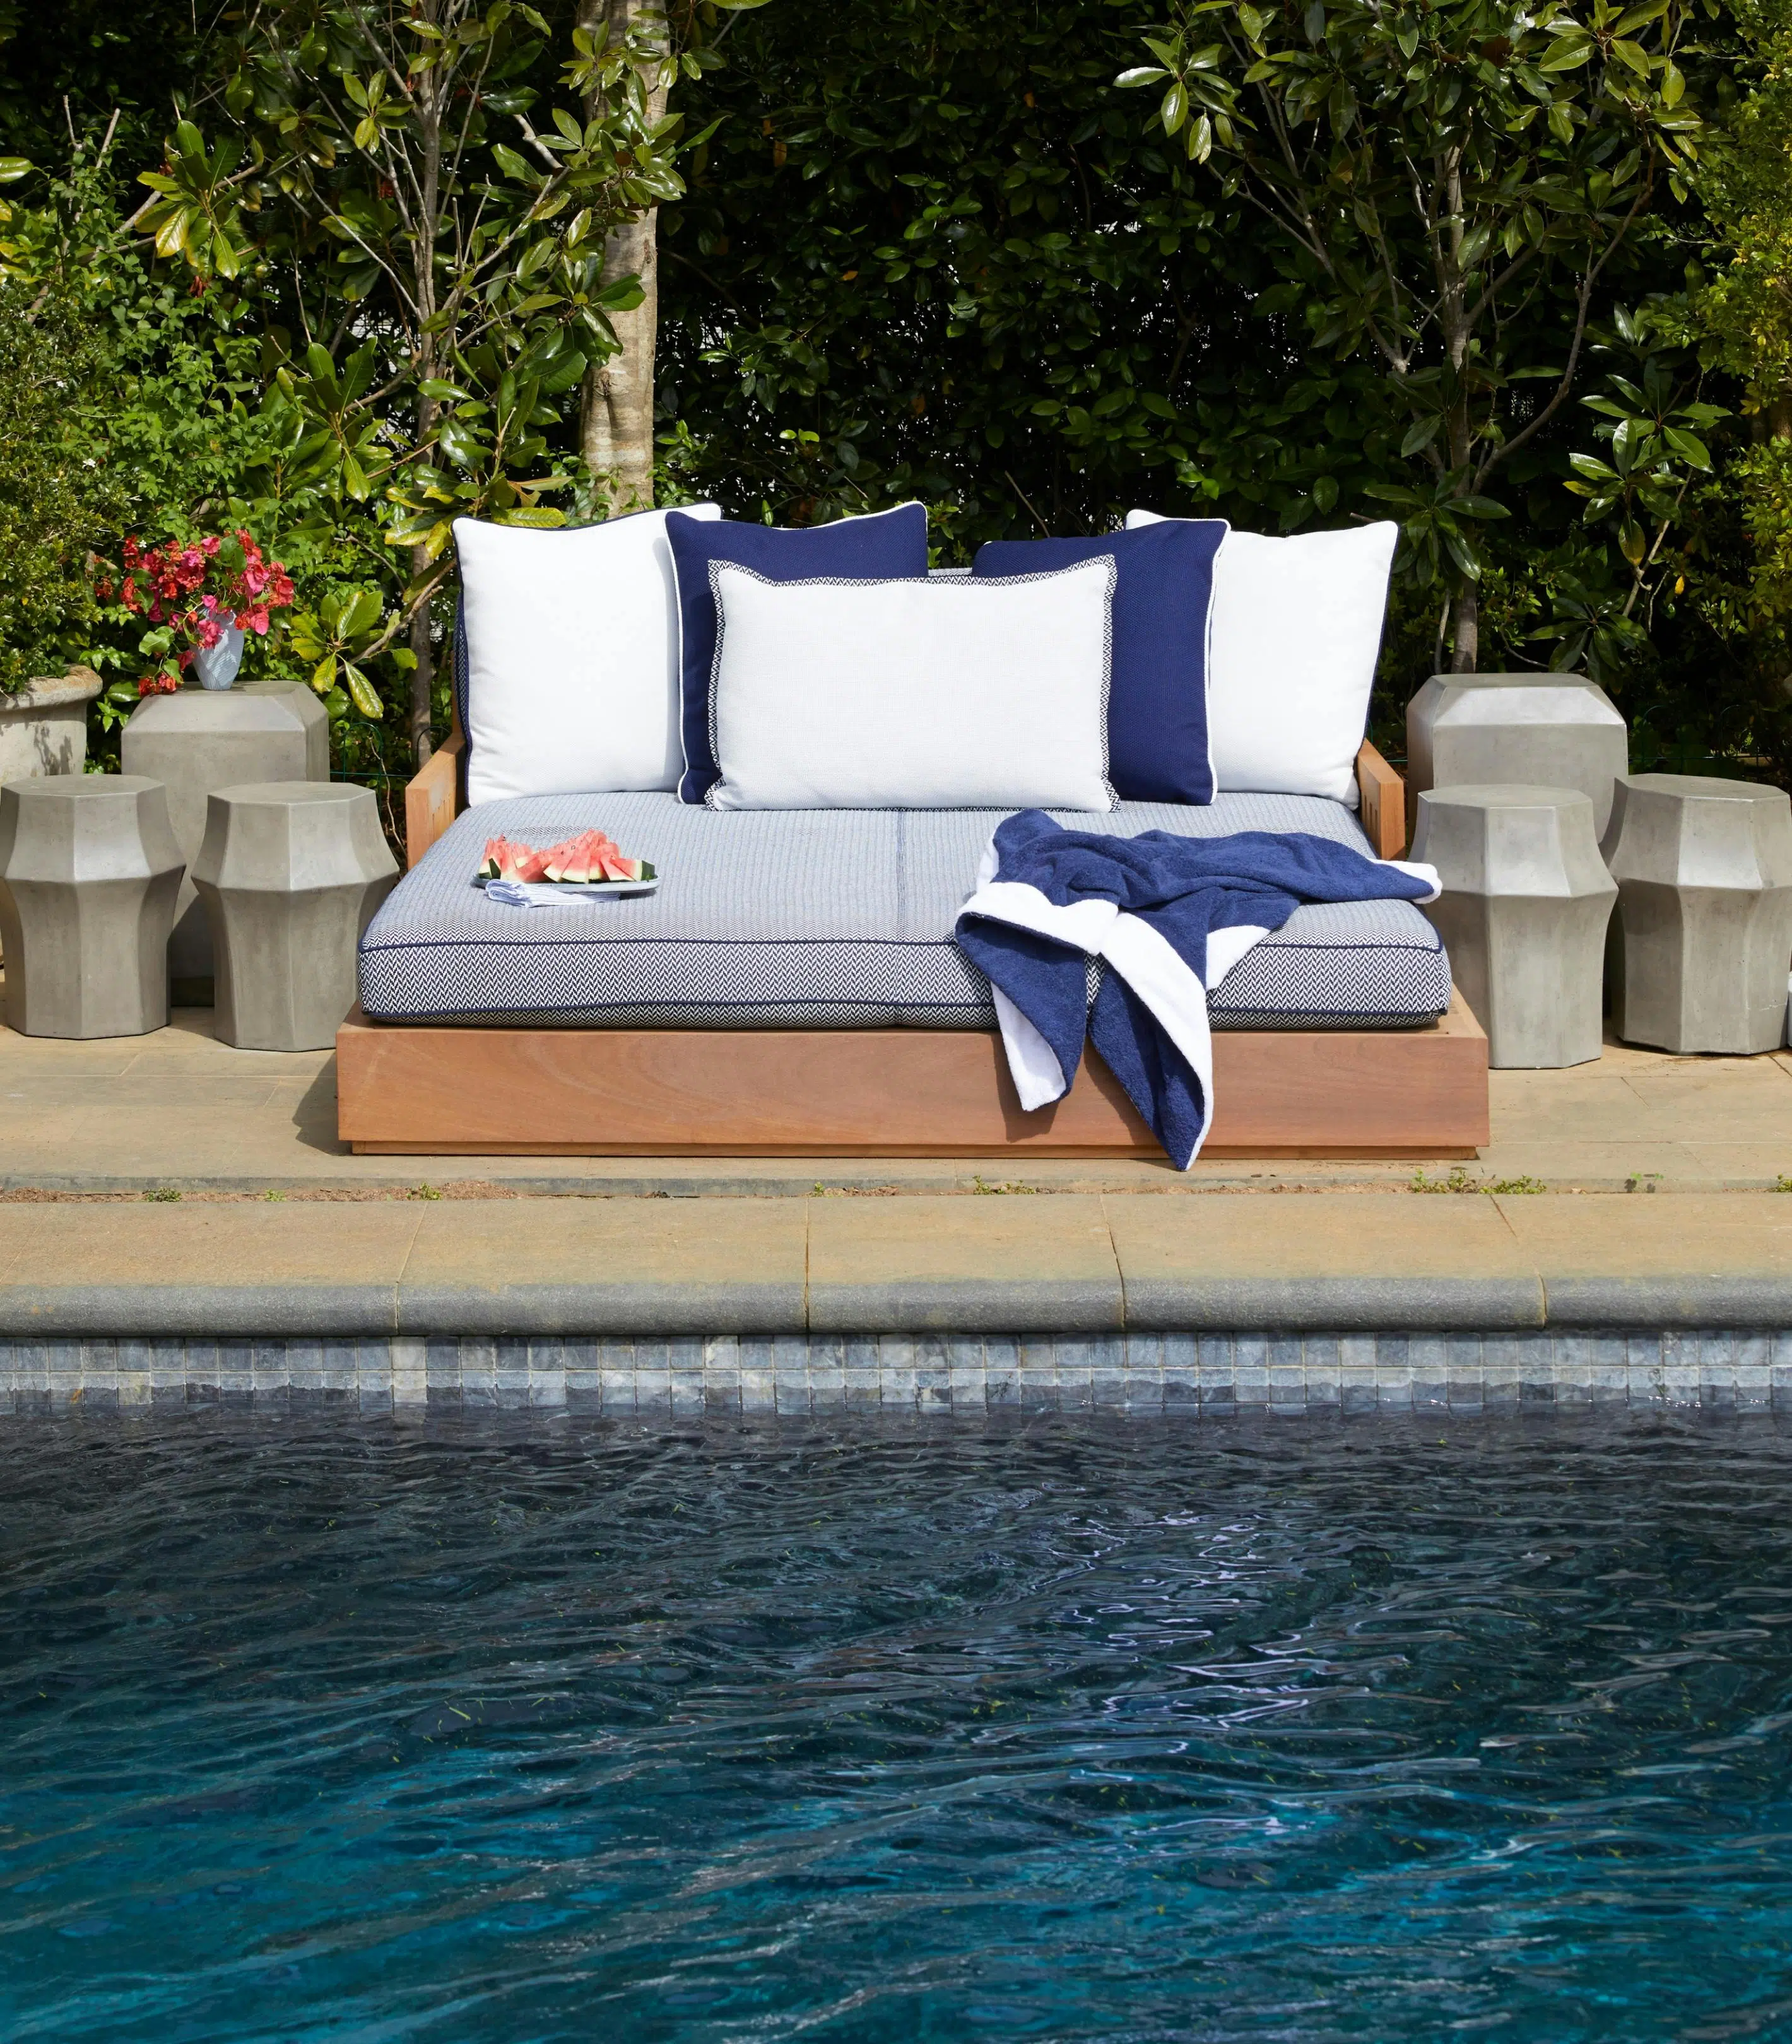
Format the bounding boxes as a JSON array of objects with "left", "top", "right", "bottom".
[{"left": 0, "top": 667, "right": 104, "bottom": 781}]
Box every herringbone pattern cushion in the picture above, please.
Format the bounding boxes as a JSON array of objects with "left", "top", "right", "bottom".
[{"left": 359, "top": 792, "right": 1451, "bottom": 1028}]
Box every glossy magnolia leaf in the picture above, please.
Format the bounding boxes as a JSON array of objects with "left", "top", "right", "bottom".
[
  {"left": 1400, "top": 414, "right": 1442, "bottom": 456},
  {"left": 341, "top": 662, "right": 384, "bottom": 719},
  {"left": 1663, "top": 426, "right": 1712, "bottom": 471},
  {"left": 1114, "top": 66, "right": 1167, "bottom": 88},
  {"left": 308, "top": 653, "right": 338, "bottom": 694}
]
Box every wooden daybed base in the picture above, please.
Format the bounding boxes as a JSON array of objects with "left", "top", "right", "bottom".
[{"left": 341, "top": 731, "right": 1487, "bottom": 1160}]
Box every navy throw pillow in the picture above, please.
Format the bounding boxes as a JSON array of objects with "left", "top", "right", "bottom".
[
  {"left": 668, "top": 503, "right": 931, "bottom": 804},
  {"left": 973, "top": 519, "right": 1229, "bottom": 805}
]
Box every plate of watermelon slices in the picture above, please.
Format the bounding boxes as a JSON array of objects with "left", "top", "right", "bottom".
[{"left": 476, "top": 829, "right": 657, "bottom": 899}]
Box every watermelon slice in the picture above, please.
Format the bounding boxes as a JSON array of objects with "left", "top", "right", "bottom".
[{"left": 486, "top": 827, "right": 652, "bottom": 886}]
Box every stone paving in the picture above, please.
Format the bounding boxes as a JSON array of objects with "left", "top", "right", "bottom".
[
  {"left": 0, "top": 1007, "right": 1788, "bottom": 1195},
  {"left": 2, "top": 1009, "right": 1790, "bottom": 1416}
]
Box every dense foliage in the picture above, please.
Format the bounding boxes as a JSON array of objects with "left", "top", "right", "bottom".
[{"left": 0, "top": 0, "right": 1791, "bottom": 778}]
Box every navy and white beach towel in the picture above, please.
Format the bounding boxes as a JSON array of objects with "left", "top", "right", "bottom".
[{"left": 955, "top": 811, "right": 1442, "bottom": 1168}]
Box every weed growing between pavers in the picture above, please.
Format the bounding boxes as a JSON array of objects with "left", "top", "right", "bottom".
[{"left": 1409, "top": 1168, "right": 1546, "bottom": 1195}]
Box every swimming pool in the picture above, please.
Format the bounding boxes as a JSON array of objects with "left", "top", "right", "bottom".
[{"left": 4, "top": 1411, "right": 1790, "bottom": 2039}]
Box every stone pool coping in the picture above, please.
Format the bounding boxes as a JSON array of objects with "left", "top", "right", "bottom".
[{"left": 1, "top": 1192, "right": 1789, "bottom": 1339}]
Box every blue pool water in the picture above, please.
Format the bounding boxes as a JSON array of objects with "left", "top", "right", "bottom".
[{"left": 4, "top": 1412, "right": 1792, "bottom": 2039}]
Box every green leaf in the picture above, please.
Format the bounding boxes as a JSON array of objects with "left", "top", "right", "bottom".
[
  {"left": 1401, "top": 414, "right": 1442, "bottom": 456},
  {"left": 342, "top": 662, "right": 385, "bottom": 719},
  {"left": 309, "top": 653, "right": 338, "bottom": 694},
  {"left": 1160, "top": 82, "right": 1189, "bottom": 134},
  {"left": 1442, "top": 525, "right": 1484, "bottom": 580},
  {"left": 1539, "top": 36, "right": 1595, "bottom": 71},
  {"left": 1114, "top": 66, "right": 1169, "bottom": 88},
  {"left": 1663, "top": 425, "right": 1712, "bottom": 471},
  {"left": 0, "top": 157, "right": 31, "bottom": 184}
]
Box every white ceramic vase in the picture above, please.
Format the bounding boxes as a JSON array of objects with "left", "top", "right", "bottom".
[{"left": 193, "top": 621, "right": 245, "bottom": 692}]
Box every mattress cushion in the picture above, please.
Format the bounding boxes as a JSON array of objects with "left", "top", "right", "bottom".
[{"left": 358, "top": 792, "right": 1451, "bottom": 1028}]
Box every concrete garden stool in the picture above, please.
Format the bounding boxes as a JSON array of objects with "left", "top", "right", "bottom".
[
  {"left": 1410, "top": 784, "right": 1617, "bottom": 1069},
  {"left": 122, "top": 683, "right": 329, "bottom": 1001},
  {"left": 1406, "top": 673, "right": 1629, "bottom": 840},
  {"left": 1602, "top": 772, "right": 1792, "bottom": 1054},
  {"left": 0, "top": 775, "right": 185, "bottom": 1037},
  {"left": 192, "top": 781, "right": 399, "bottom": 1051}
]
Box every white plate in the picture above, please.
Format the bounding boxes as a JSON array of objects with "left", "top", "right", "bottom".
[{"left": 475, "top": 876, "right": 659, "bottom": 902}]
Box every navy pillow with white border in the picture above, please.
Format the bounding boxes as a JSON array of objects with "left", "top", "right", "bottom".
[
  {"left": 972, "top": 517, "right": 1229, "bottom": 806},
  {"left": 666, "top": 502, "right": 931, "bottom": 804}
]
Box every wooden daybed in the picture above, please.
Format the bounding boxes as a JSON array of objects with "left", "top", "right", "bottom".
[{"left": 335, "top": 731, "right": 1487, "bottom": 1160}]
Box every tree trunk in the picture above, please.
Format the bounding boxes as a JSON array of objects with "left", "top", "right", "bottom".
[
  {"left": 1449, "top": 585, "right": 1479, "bottom": 673},
  {"left": 410, "top": 539, "right": 436, "bottom": 765},
  {"left": 410, "top": 1, "right": 444, "bottom": 765},
  {"left": 578, "top": 0, "right": 668, "bottom": 514}
]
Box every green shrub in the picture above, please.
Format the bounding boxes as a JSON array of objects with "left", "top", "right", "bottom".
[{"left": 0, "top": 282, "right": 107, "bottom": 692}]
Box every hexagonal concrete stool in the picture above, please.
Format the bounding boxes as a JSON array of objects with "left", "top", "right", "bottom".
[
  {"left": 122, "top": 683, "right": 329, "bottom": 1000},
  {"left": 1407, "top": 673, "right": 1629, "bottom": 840},
  {"left": 1410, "top": 784, "right": 1617, "bottom": 1069},
  {"left": 0, "top": 775, "right": 185, "bottom": 1038},
  {"left": 1603, "top": 772, "right": 1792, "bottom": 1055},
  {"left": 192, "top": 782, "right": 399, "bottom": 1051}
]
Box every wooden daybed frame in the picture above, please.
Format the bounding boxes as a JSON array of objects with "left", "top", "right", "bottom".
[{"left": 336, "top": 728, "right": 1487, "bottom": 1159}]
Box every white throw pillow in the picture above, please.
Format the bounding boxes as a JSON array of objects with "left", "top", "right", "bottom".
[
  {"left": 1126, "top": 512, "right": 1398, "bottom": 804},
  {"left": 705, "top": 560, "right": 1118, "bottom": 811},
  {"left": 456, "top": 503, "right": 722, "bottom": 805}
]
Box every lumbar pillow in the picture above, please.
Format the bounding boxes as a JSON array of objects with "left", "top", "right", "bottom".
[
  {"left": 971, "top": 519, "right": 1229, "bottom": 806},
  {"left": 666, "top": 503, "right": 931, "bottom": 804},
  {"left": 705, "top": 558, "right": 1118, "bottom": 811},
  {"left": 455, "top": 503, "right": 722, "bottom": 806},
  {"left": 1127, "top": 512, "right": 1398, "bottom": 804}
]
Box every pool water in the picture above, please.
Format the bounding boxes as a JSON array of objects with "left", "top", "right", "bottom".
[{"left": 4, "top": 1413, "right": 1792, "bottom": 2040}]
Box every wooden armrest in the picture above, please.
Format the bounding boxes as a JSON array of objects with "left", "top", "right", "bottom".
[
  {"left": 404, "top": 728, "right": 466, "bottom": 869},
  {"left": 1356, "top": 739, "right": 1406, "bottom": 860}
]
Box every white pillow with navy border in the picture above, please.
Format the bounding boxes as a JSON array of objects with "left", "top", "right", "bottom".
[
  {"left": 1126, "top": 511, "right": 1398, "bottom": 805},
  {"left": 705, "top": 558, "right": 1119, "bottom": 811},
  {"left": 456, "top": 502, "right": 722, "bottom": 805}
]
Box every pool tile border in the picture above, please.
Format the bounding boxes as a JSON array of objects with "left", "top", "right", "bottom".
[{"left": 3, "top": 1329, "right": 1791, "bottom": 1416}]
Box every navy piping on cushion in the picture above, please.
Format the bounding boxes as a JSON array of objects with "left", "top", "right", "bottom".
[{"left": 453, "top": 587, "right": 469, "bottom": 740}]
